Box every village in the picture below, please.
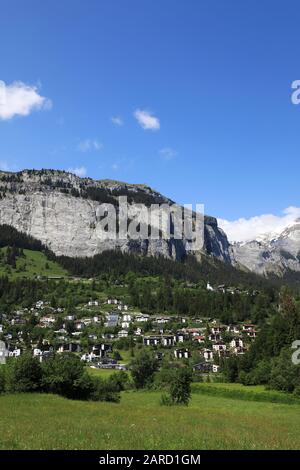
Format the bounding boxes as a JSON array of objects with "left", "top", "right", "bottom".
[{"left": 0, "top": 282, "right": 258, "bottom": 376}]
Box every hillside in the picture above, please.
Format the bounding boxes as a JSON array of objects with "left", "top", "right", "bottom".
[{"left": 0, "top": 247, "right": 67, "bottom": 279}]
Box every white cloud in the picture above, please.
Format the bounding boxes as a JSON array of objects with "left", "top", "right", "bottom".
[
  {"left": 78, "top": 139, "right": 103, "bottom": 152},
  {"left": 134, "top": 109, "right": 160, "bottom": 131},
  {"left": 111, "top": 116, "right": 123, "bottom": 126},
  {"left": 0, "top": 80, "right": 52, "bottom": 120},
  {"left": 111, "top": 163, "right": 119, "bottom": 171},
  {"left": 67, "top": 166, "right": 87, "bottom": 177},
  {"left": 159, "top": 147, "right": 177, "bottom": 160},
  {"left": 218, "top": 206, "right": 300, "bottom": 243}
]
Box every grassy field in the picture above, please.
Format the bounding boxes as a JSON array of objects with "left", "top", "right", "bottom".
[
  {"left": 0, "top": 248, "right": 68, "bottom": 279},
  {"left": 1, "top": 386, "right": 300, "bottom": 449}
]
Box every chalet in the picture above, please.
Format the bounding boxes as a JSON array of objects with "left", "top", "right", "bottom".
[
  {"left": 203, "top": 349, "right": 213, "bottom": 361},
  {"left": 247, "top": 329, "right": 257, "bottom": 339},
  {"left": 211, "top": 325, "right": 226, "bottom": 334},
  {"left": 242, "top": 324, "right": 256, "bottom": 331},
  {"left": 64, "top": 315, "right": 75, "bottom": 321},
  {"left": 230, "top": 338, "right": 244, "bottom": 349},
  {"left": 105, "top": 313, "right": 119, "bottom": 328},
  {"left": 88, "top": 334, "right": 98, "bottom": 341},
  {"left": 122, "top": 321, "right": 130, "bottom": 329},
  {"left": 155, "top": 351, "right": 164, "bottom": 361},
  {"left": 118, "top": 330, "right": 128, "bottom": 338},
  {"left": 208, "top": 333, "right": 222, "bottom": 342},
  {"left": 193, "top": 335, "right": 205, "bottom": 344},
  {"left": 174, "top": 348, "right": 190, "bottom": 359},
  {"left": 93, "top": 316, "right": 100, "bottom": 323},
  {"left": 75, "top": 321, "right": 85, "bottom": 330},
  {"left": 155, "top": 316, "right": 171, "bottom": 324},
  {"left": 40, "top": 316, "right": 56, "bottom": 327},
  {"left": 57, "top": 343, "right": 81, "bottom": 353},
  {"left": 161, "top": 335, "right": 174, "bottom": 347},
  {"left": 174, "top": 331, "right": 189, "bottom": 343},
  {"left": 107, "top": 298, "right": 120, "bottom": 306},
  {"left": 135, "top": 313, "right": 150, "bottom": 323},
  {"left": 193, "top": 362, "right": 212, "bottom": 373},
  {"left": 122, "top": 314, "right": 132, "bottom": 323},
  {"left": 143, "top": 335, "right": 161, "bottom": 346},
  {"left": 9, "top": 348, "right": 21, "bottom": 357},
  {"left": 92, "top": 343, "right": 112, "bottom": 357},
  {"left": 0, "top": 340, "right": 8, "bottom": 364},
  {"left": 212, "top": 342, "right": 227, "bottom": 353},
  {"left": 227, "top": 325, "right": 240, "bottom": 334},
  {"left": 88, "top": 300, "right": 99, "bottom": 307},
  {"left": 186, "top": 328, "right": 201, "bottom": 337},
  {"left": 81, "top": 352, "right": 96, "bottom": 362}
]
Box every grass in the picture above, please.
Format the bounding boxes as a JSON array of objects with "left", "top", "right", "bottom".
[
  {"left": 192, "top": 382, "right": 300, "bottom": 405},
  {"left": 0, "top": 248, "right": 68, "bottom": 279},
  {"left": 1, "top": 387, "right": 300, "bottom": 449}
]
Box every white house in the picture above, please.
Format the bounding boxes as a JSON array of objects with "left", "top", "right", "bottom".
[
  {"left": 161, "top": 335, "right": 174, "bottom": 347},
  {"left": 143, "top": 335, "right": 161, "bottom": 346},
  {"left": 118, "top": 330, "right": 128, "bottom": 338},
  {"left": 212, "top": 342, "right": 226, "bottom": 352},
  {"left": 122, "top": 314, "right": 132, "bottom": 322},
  {"left": 230, "top": 338, "right": 244, "bottom": 349},
  {"left": 203, "top": 349, "right": 213, "bottom": 361},
  {"left": 88, "top": 300, "right": 99, "bottom": 307},
  {"left": 135, "top": 314, "right": 150, "bottom": 322},
  {"left": 9, "top": 348, "right": 21, "bottom": 357},
  {"left": 174, "top": 348, "right": 190, "bottom": 359}
]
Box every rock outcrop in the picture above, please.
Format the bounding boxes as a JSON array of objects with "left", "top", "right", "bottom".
[{"left": 0, "top": 169, "right": 233, "bottom": 263}]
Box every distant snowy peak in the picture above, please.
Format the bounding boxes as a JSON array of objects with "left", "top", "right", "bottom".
[{"left": 232, "top": 220, "right": 300, "bottom": 276}]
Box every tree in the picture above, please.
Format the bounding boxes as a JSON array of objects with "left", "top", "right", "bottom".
[
  {"left": 130, "top": 350, "right": 158, "bottom": 389},
  {"left": 41, "top": 353, "right": 89, "bottom": 399},
  {"left": 5, "top": 354, "right": 42, "bottom": 393},
  {"left": 168, "top": 368, "right": 193, "bottom": 406}
]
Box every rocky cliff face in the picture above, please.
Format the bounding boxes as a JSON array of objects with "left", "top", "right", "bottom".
[
  {"left": 0, "top": 169, "right": 233, "bottom": 263},
  {"left": 232, "top": 221, "right": 300, "bottom": 276}
]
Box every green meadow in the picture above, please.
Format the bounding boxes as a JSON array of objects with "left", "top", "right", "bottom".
[
  {"left": 1, "top": 384, "right": 300, "bottom": 450},
  {"left": 0, "top": 248, "right": 68, "bottom": 279}
]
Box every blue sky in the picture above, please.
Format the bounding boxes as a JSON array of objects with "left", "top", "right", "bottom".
[{"left": 1, "top": 0, "right": 300, "bottom": 230}]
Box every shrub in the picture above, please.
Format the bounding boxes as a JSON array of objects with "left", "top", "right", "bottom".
[
  {"left": 41, "top": 353, "right": 91, "bottom": 399},
  {"left": 5, "top": 355, "right": 42, "bottom": 393},
  {"left": 130, "top": 350, "right": 158, "bottom": 389},
  {"left": 90, "top": 377, "right": 121, "bottom": 403}
]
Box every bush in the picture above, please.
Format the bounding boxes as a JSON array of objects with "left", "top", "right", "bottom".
[
  {"left": 0, "top": 366, "right": 5, "bottom": 393},
  {"left": 41, "top": 353, "right": 88, "bottom": 399},
  {"left": 130, "top": 350, "right": 158, "bottom": 389},
  {"left": 90, "top": 377, "right": 121, "bottom": 403},
  {"left": 5, "top": 355, "right": 42, "bottom": 393},
  {"left": 106, "top": 371, "right": 129, "bottom": 392},
  {"left": 159, "top": 367, "right": 193, "bottom": 406}
]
